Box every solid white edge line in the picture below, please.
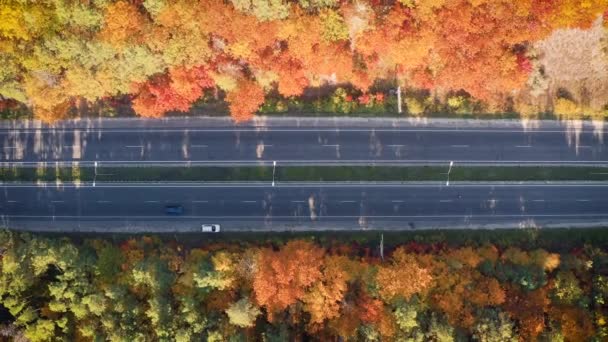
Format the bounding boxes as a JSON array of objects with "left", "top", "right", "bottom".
[
  {"left": 3, "top": 183, "right": 608, "bottom": 188},
  {"left": 1, "top": 128, "right": 605, "bottom": 133},
  {"left": 2, "top": 160, "right": 608, "bottom": 164},
  {"left": 5, "top": 213, "right": 608, "bottom": 219}
]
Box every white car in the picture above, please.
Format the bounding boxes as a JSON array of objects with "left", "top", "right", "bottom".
[{"left": 202, "top": 224, "right": 221, "bottom": 233}]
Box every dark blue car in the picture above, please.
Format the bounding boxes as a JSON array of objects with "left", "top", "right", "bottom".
[{"left": 165, "top": 205, "right": 183, "bottom": 215}]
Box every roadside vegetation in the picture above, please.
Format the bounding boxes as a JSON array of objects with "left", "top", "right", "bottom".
[
  {"left": 0, "top": 229, "right": 607, "bottom": 341},
  {"left": 2, "top": 166, "right": 608, "bottom": 182}
]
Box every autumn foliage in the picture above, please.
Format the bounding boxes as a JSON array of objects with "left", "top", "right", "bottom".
[
  {"left": 252, "top": 240, "right": 324, "bottom": 315},
  {"left": 2, "top": 231, "right": 608, "bottom": 341},
  {"left": 1, "top": 0, "right": 606, "bottom": 122},
  {"left": 376, "top": 248, "right": 432, "bottom": 301},
  {"left": 225, "top": 79, "right": 266, "bottom": 122},
  {"left": 132, "top": 66, "right": 214, "bottom": 118}
]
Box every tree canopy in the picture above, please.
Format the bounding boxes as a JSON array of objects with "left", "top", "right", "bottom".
[
  {"left": 0, "top": 0, "right": 606, "bottom": 122},
  {"left": 1, "top": 232, "right": 607, "bottom": 341}
]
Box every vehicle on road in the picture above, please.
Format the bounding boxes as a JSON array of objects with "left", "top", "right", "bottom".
[
  {"left": 165, "top": 204, "right": 183, "bottom": 215},
  {"left": 202, "top": 224, "right": 221, "bottom": 232}
]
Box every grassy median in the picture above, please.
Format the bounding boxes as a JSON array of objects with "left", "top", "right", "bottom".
[{"left": 2, "top": 165, "right": 608, "bottom": 182}]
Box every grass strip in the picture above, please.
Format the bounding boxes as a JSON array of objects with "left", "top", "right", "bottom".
[
  {"left": 36, "top": 228, "right": 608, "bottom": 252},
  {"left": 1, "top": 166, "right": 608, "bottom": 182}
]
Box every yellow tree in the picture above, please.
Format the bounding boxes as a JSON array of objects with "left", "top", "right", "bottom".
[
  {"left": 376, "top": 248, "right": 432, "bottom": 302},
  {"left": 225, "top": 297, "right": 261, "bottom": 328},
  {"left": 303, "top": 255, "right": 349, "bottom": 325},
  {"left": 22, "top": 76, "right": 71, "bottom": 123},
  {"left": 147, "top": 1, "right": 213, "bottom": 67},
  {"left": 99, "top": 1, "right": 148, "bottom": 48},
  {"left": 553, "top": 98, "right": 584, "bottom": 120}
]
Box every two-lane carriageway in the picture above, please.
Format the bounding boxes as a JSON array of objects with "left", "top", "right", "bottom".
[
  {"left": 1, "top": 125, "right": 607, "bottom": 166},
  {"left": 2, "top": 182, "right": 607, "bottom": 231}
]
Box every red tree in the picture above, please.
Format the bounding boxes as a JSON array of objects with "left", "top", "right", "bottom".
[{"left": 132, "top": 66, "right": 213, "bottom": 118}]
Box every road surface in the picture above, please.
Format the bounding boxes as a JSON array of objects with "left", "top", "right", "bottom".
[
  {"left": 2, "top": 182, "right": 607, "bottom": 231},
  {"left": 0, "top": 117, "right": 606, "bottom": 166}
]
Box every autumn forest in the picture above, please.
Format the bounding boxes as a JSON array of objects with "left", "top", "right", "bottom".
[
  {"left": 0, "top": 231, "right": 607, "bottom": 341},
  {"left": 1, "top": 0, "right": 608, "bottom": 122},
  {"left": 2, "top": 1, "right": 608, "bottom": 341}
]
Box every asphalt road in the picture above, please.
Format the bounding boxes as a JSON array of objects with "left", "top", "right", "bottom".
[
  {"left": 2, "top": 182, "right": 607, "bottom": 231},
  {"left": 1, "top": 117, "right": 606, "bottom": 166}
]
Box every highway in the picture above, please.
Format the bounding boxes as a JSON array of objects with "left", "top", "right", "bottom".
[
  {"left": 0, "top": 117, "right": 606, "bottom": 166},
  {"left": 2, "top": 182, "right": 607, "bottom": 231}
]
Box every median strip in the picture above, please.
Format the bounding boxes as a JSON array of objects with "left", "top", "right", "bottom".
[{"left": 2, "top": 165, "right": 608, "bottom": 182}]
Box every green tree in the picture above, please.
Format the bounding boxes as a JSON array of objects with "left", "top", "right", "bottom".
[
  {"left": 130, "top": 258, "right": 176, "bottom": 339},
  {"left": 95, "top": 243, "right": 124, "bottom": 284},
  {"left": 143, "top": 0, "right": 167, "bottom": 18},
  {"left": 174, "top": 294, "right": 207, "bottom": 337},
  {"left": 359, "top": 324, "right": 380, "bottom": 341},
  {"left": 552, "top": 271, "right": 584, "bottom": 305},
  {"left": 298, "top": 0, "right": 337, "bottom": 9},
  {"left": 230, "top": 0, "right": 290, "bottom": 21},
  {"left": 472, "top": 310, "right": 518, "bottom": 342},
  {"left": 393, "top": 301, "right": 419, "bottom": 334},
  {"left": 320, "top": 9, "right": 349, "bottom": 42},
  {"left": 415, "top": 315, "right": 455, "bottom": 342},
  {"left": 191, "top": 252, "right": 237, "bottom": 291},
  {"left": 0, "top": 54, "right": 26, "bottom": 102},
  {"left": 23, "top": 320, "right": 55, "bottom": 342},
  {"left": 480, "top": 260, "right": 547, "bottom": 291}
]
